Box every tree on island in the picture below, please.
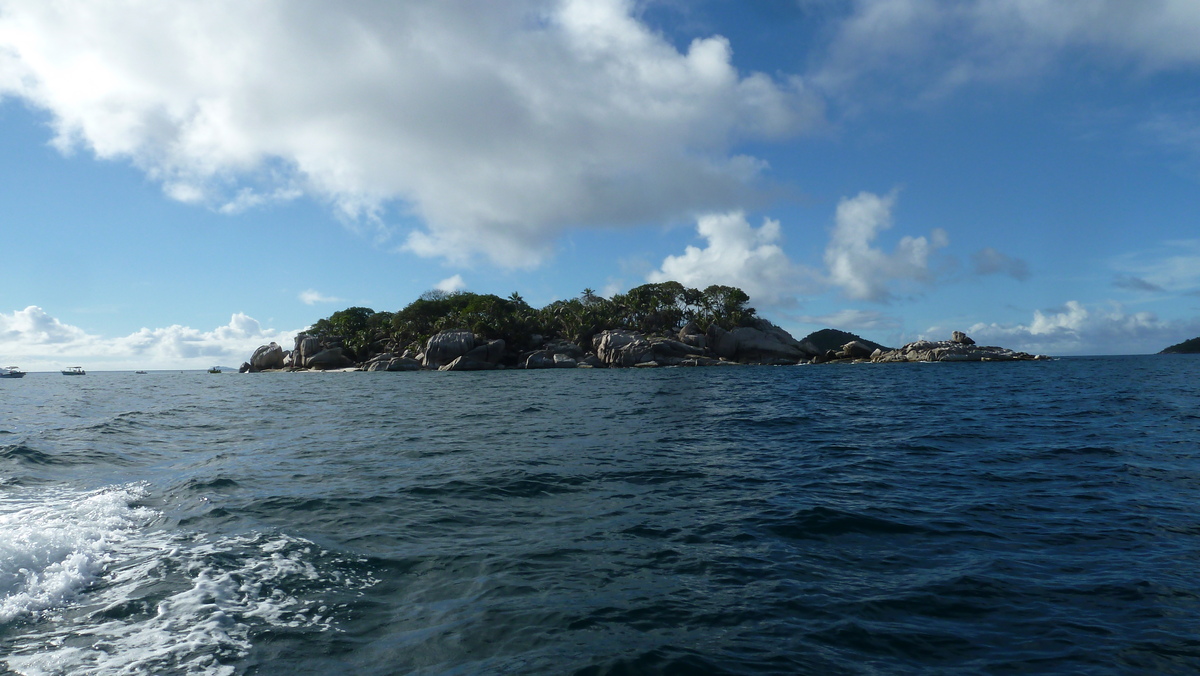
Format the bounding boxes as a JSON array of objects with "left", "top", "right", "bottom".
[{"left": 303, "top": 282, "right": 760, "bottom": 359}]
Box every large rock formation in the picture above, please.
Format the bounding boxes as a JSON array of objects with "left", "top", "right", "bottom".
[
  {"left": 250, "top": 342, "right": 285, "bottom": 370},
  {"left": 294, "top": 335, "right": 323, "bottom": 368},
  {"left": 593, "top": 330, "right": 656, "bottom": 367},
  {"left": 711, "top": 319, "right": 814, "bottom": 364},
  {"left": 423, "top": 331, "right": 476, "bottom": 369},
  {"left": 307, "top": 347, "right": 354, "bottom": 370}
]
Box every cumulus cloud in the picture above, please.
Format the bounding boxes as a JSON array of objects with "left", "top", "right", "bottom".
[
  {"left": 299, "top": 289, "right": 343, "bottom": 305},
  {"left": 435, "top": 275, "right": 467, "bottom": 293},
  {"left": 0, "top": 0, "right": 821, "bottom": 267},
  {"left": 972, "top": 247, "right": 1030, "bottom": 280},
  {"left": 966, "top": 300, "right": 1200, "bottom": 355},
  {"left": 815, "top": 0, "right": 1200, "bottom": 100},
  {"left": 648, "top": 211, "right": 803, "bottom": 305},
  {"left": 0, "top": 306, "right": 297, "bottom": 371},
  {"left": 824, "top": 191, "right": 949, "bottom": 302}
]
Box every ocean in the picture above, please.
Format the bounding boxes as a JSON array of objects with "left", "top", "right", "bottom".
[{"left": 2, "top": 356, "right": 1199, "bottom": 675}]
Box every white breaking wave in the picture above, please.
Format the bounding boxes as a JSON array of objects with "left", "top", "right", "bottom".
[
  {"left": 0, "top": 483, "right": 159, "bottom": 624},
  {"left": 1, "top": 484, "right": 374, "bottom": 676}
]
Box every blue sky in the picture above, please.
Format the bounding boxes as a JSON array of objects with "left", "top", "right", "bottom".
[{"left": 3, "top": 0, "right": 1200, "bottom": 370}]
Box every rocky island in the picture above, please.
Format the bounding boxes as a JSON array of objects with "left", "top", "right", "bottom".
[{"left": 242, "top": 283, "right": 1048, "bottom": 372}]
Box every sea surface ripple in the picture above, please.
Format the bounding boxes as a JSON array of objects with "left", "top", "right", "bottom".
[{"left": 2, "top": 356, "right": 1199, "bottom": 674}]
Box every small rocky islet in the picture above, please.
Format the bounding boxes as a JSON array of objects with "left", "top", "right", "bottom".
[{"left": 243, "top": 323, "right": 1049, "bottom": 373}]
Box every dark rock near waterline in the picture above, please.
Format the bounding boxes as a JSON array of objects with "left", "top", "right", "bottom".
[
  {"left": 839, "top": 340, "right": 875, "bottom": 360},
  {"left": 725, "top": 320, "right": 814, "bottom": 364},
  {"left": 307, "top": 347, "right": 354, "bottom": 370},
  {"left": 465, "top": 338, "right": 506, "bottom": 365},
  {"left": 439, "top": 355, "right": 498, "bottom": 371}
]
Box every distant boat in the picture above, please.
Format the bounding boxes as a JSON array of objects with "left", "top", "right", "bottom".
[
  {"left": 208, "top": 366, "right": 222, "bottom": 374},
  {"left": 135, "top": 370, "right": 147, "bottom": 374},
  {"left": 61, "top": 366, "right": 86, "bottom": 376},
  {"left": 1, "top": 366, "right": 25, "bottom": 379}
]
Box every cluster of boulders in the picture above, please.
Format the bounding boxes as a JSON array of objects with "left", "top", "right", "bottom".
[
  {"left": 241, "top": 327, "right": 1046, "bottom": 373},
  {"left": 868, "top": 330, "right": 1047, "bottom": 363},
  {"left": 240, "top": 318, "right": 816, "bottom": 372}
]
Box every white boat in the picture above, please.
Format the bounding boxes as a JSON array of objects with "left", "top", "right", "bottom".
[
  {"left": 61, "top": 366, "right": 86, "bottom": 376},
  {"left": 1, "top": 366, "right": 25, "bottom": 379}
]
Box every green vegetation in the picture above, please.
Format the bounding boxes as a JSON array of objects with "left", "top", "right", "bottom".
[
  {"left": 303, "top": 282, "right": 758, "bottom": 358},
  {"left": 1160, "top": 336, "right": 1200, "bottom": 354}
]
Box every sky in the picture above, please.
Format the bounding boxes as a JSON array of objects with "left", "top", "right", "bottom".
[{"left": 3, "top": 0, "right": 1200, "bottom": 370}]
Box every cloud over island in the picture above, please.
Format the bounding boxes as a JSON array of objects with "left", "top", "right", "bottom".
[{"left": 0, "top": 0, "right": 820, "bottom": 267}]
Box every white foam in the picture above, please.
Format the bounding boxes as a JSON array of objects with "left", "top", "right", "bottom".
[
  {"left": 2, "top": 485, "right": 375, "bottom": 676},
  {"left": 0, "top": 483, "right": 158, "bottom": 624}
]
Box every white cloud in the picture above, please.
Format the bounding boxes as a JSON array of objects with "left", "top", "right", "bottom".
[
  {"left": 816, "top": 0, "right": 1200, "bottom": 100},
  {"left": 824, "top": 191, "right": 949, "bottom": 302},
  {"left": 0, "top": 0, "right": 821, "bottom": 268},
  {"left": 0, "top": 306, "right": 297, "bottom": 371},
  {"left": 299, "top": 289, "right": 343, "bottom": 306},
  {"left": 648, "top": 211, "right": 803, "bottom": 306},
  {"left": 965, "top": 300, "right": 1200, "bottom": 355},
  {"left": 435, "top": 275, "right": 467, "bottom": 293}
]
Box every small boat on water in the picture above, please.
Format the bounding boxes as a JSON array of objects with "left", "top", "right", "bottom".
[
  {"left": 208, "top": 366, "right": 222, "bottom": 374},
  {"left": 1, "top": 366, "right": 25, "bottom": 379},
  {"left": 135, "top": 370, "right": 147, "bottom": 374},
  {"left": 61, "top": 366, "right": 86, "bottom": 376}
]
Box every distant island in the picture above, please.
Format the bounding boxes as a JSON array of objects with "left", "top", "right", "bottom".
[
  {"left": 1160, "top": 337, "right": 1200, "bottom": 354},
  {"left": 242, "top": 282, "right": 1047, "bottom": 372}
]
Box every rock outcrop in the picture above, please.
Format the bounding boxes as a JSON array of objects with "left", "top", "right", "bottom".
[
  {"left": 307, "top": 347, "right": 354, "bottom": 370},
  {"left": 423, "top": 331, "right": 475, "bottom": 369},
  {"left": 439, "top": 355, "right": 498, "bottom": 371},
  {"left": 712, "top": 319, "right": 814, "bottom": 364},
  {"left": 294, "top": 335, "right": 323, "bottom": 368},
  {"left": 250, "top": 342, "right": 285, "bottom": 370},
  {"left": 869, "top": 332, "right": 1046, "bottom": 363},
  {"left": 593, "top": 330, "right": 655, "bottom": 367}
]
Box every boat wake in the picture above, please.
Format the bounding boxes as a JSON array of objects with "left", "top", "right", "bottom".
[{"left": 1, "top": 484, "right": 377, "bottom": 676}]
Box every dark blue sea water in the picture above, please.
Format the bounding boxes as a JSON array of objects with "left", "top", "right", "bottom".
[{"left": 2, "top": 356, "right": 1199, "bottom": 675}]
